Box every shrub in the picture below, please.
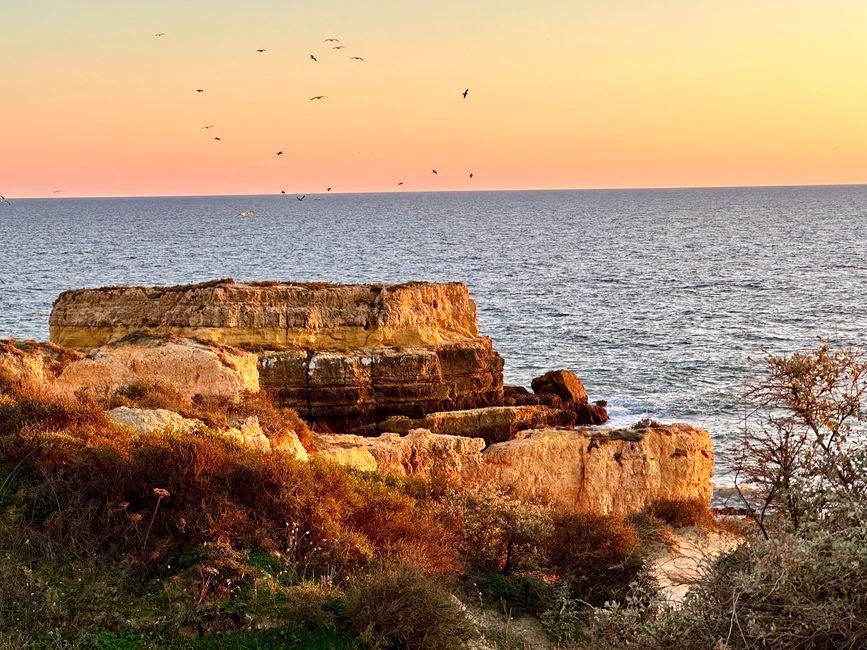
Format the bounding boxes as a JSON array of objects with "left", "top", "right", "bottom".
[
  {"left": 546, "top": 513, "right": 649, "bottom": 606},
  {"left": 736, "top": 342, "right": 867, "bottom": 536},
  {"left": 643, "top": 498, "right": 715, "bottom": 529},
  {"left": 345, "top": 565, "right": 476, "bottom": 649},
  {"left": 453, "top": 488, "right": 552, "bottom": 573},
  {"left": 470, "top": 570, "right": 553, "bottom": 616}
]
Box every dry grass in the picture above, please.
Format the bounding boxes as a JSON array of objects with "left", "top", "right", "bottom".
[{"left": 643, "top": 498, "right": 716, "bottom": 530}]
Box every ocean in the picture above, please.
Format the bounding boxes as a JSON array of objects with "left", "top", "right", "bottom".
[{"left": 2, "top": 186, "right": 866, "bottom": 477}]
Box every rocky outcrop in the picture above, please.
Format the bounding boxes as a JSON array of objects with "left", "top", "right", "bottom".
[
  {"left": 363, "top": 405, "right": 577, "bottom": 445},
  {"left": 49, "top": 280, "right": 505, "bottom": 427},
  {"left": 109, "top": 406, "right": 201, "bottom": 435},
  {"left": 312, "top": 429, "right": 485, "bottom": 483},
  {"left": 465, "top": 421, "right": 714, "bottom": 516},
  {"left": 260, "top": 339, "right": 503, "bottom": 425},
  {"left": 0, "top": 339, "right": 82, "bottom": 388},
  {"left": 107, "top": 406, "right": 307, "bottom": 458},
  {"left": 531, "top": 369, "right": 588, "bottom": 404},
  {"left": 49, "top": 280, "right": 480, "bottom": 350},
  {"left": 54, "top": 336, "right": 259, "bottom": 402}
]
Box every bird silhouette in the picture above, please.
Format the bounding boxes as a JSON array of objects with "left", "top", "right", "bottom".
[
  {"left": 201, "top": 125, "right": 214, "bottom": 129},
  {"left": 309, "top": 54, "right": 317, "bottom": 62},
  {"left": 431, "top": 169, "right": 438, "bottom": 175},
  {"left": 281, "top": 190, "right": 286, "bottom": 194},
  {"left": 332, "top": 45, "right": 345, "bottom": 49},
  {"left": 276, "top": 151, "right": 283, "bottom": 156},
  {"left": 196, "top": 89, "right": 205, "bottom": 93},
  {"left": 296, "top": 195, "right": 305, "bottom": 201},
  {"left": 309, "top": 95, "right": 327, "bottom": 100},
  {"left": 462, "top": 88, "right": 469, "bottom": 99},
  {"left": 325, "top": 38, "right": 340, "bottom": 42},
  {"left": 0, "top": 195, "right": 11, "bottom": 206},
  {"left": 154, "top": 33, "right": 166, "bottom": 37},
  {"left": 397, "top": 182, "right": 404, "bottom": 186},
  {"left": 350, "top": 56, "right": 364, "bottom": 61},
  {"left": 469, "top": 173, "right": 474, "bottom": 178},
  {"left": 214, "top": 137, "right": 221, "bottom": 141},
  {"left": 52, "top": 189, "right": 63, "bottom": 193},
  {"left": 255, "top": 49, "right": 267, "bottom": 53},
  {"left": 327, "top": 187, "right": 332, "bottom": 192}
]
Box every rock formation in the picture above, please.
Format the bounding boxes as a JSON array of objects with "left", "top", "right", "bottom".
[
  {"left": 49, "top": 280, "right": 504, "bottom": 427},
  {"left": 465, "top": 421, "right": 715, "bottom": 516},
  {"left": 0, "top": 339, "right": 81, "bottom": 387},
  {"left": 53, "top": 335, "right": 260, "bottom": 402},
  {"left": 360, "top": 405, "right": 577, "bottom": 445},
  {"left": 310, "top": 421, "right": 714, "bottom": 516}
]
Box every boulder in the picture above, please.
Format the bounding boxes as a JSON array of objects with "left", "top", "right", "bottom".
[
  {"left": 312, "top": 434, "right": 378, "bottom": 471},
  {"left": 531, "top": 370, "right": 588, "bottom": 404},
  {"left": 464, "top": 421, "right": 714, "bottom": 516},
  {"left": 52, "top": 336, "right": 259, "bottom": 402},
  {"left": 109, "top": 406, "right": 201, "bottom": 435}
]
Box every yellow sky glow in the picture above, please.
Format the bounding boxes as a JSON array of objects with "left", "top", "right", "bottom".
[{"left": 1, "top": 0, "right": 865, "bottom": 197}]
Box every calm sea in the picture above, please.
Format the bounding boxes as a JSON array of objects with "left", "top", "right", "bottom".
[{"left": 2, "top": 186, "right": 866, "bottom": 476}]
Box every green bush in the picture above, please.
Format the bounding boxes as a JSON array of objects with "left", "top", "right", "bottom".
[
  {"left": 345, "top": 565, "right": 476, "bottom": 649},
  {"left": 470, "top": 570, "right": 553, "bottom": 616}
]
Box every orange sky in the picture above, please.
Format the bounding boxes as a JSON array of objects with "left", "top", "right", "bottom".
[{"left": 2, "top": 1, "right": 865, "bottom": 197}]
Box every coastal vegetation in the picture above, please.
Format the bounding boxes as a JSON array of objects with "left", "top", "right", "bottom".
[{"left": 0, "top": 341, "right": 863, "bottom": 648}]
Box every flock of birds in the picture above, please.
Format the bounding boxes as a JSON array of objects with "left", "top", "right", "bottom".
[{"left": 1, "top": 33, "right": 475, "bottom": 209}]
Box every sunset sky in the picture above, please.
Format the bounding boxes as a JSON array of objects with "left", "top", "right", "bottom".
[{"left": 2, "top": 0, "right": 866, "bottom": 197}]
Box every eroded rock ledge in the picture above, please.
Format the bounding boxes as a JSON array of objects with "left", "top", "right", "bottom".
[{"left": 49, "top": 280, "right": 480, "bottom": 350}]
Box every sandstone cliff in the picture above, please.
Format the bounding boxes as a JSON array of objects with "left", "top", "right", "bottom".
[
  {"left": 49, "top": 280, "right": 505, "bottom": 426},
  {"left": 466, "top": 421, "right": 714, "bottom": 516},
  {"left": 310, "top": 421, "right": 714, "bottom": 516},
  {"left": 50, "top": 280, "right": 480, "bottom": 350}
]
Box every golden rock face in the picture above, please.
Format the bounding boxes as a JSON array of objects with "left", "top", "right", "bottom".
[{"left": 48, "top": 280, "right": 480, "bottom": 351}]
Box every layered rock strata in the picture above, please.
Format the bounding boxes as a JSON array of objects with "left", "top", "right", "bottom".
[
  {"left": 49, "top": 280, "right": 481, "bottom": 350},
  {"left": 50, "top": 280, "right": 505, "bottom": 426},
  {"left": 358, "top": 405, "right": 577, "bottom": 445}
]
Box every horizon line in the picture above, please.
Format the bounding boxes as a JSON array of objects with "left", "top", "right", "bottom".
[{"left": 5, "top": 181, "right": 867, "bottom": 201}]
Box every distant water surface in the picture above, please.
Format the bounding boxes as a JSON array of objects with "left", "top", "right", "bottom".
[{"left": 2, "top": 187, "right": 866, "bottom": 478}]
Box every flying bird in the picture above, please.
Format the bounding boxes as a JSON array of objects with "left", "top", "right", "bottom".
[
  {"left": 237, "top": 209, "right": 254, "bottom": 217},
  {"left": 201, "top": 125, "right": 214, "bottom": 129},
  {"left": 154, "top": 33, "right": 166, "bottom": 37},
  {"left": 332, "top": 45, "right": 345, "bottom": 49},
  {"left": 196, "top": 89, "right": 205, "bottom": 93},
  {"left": 462, "top": 88, "right": 469, "bottom": 99},
  {"left": 309, "top": 54, "right": 317, "bottom": 61},
  {"left": 281, "top": 190, "right": 286, "bottom": 194},
  {"left": 0, "top": 195, "right": 11, "bottom": 206},
  {"left": 52, "top": 189, "right": 63, "bottom": 193},
  {"left": 327, "top": 187, "right": 332, "bottom": 192},
  {"left": 350, "top": 57, "right": 364, "bottom": 61},
  {"left": 325, "top": 38, "right": 340, "bottom": 42},
  {"left": 397, "top": 182, "right": 404, "bottom": 186},
  {"left": 296, "top": 195, "right": 305, "bottom": 201},
  {"left": 469, "top": 173, "right": 474, "bottom": 178},
  {"left": 255, "top": 49, "right": 267, "bottom": 53},
  {"left": 309, "top": 95, "right": 327, "bottom": 100},
  {"left": 431, "top": 169, "right": 438, "bottom": 175},
  {"left": 214, "top": 137, "right": 221, "bottom": 141},
  {"left": 276, "top": 151, "right": 283, "bottom": 156}
]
